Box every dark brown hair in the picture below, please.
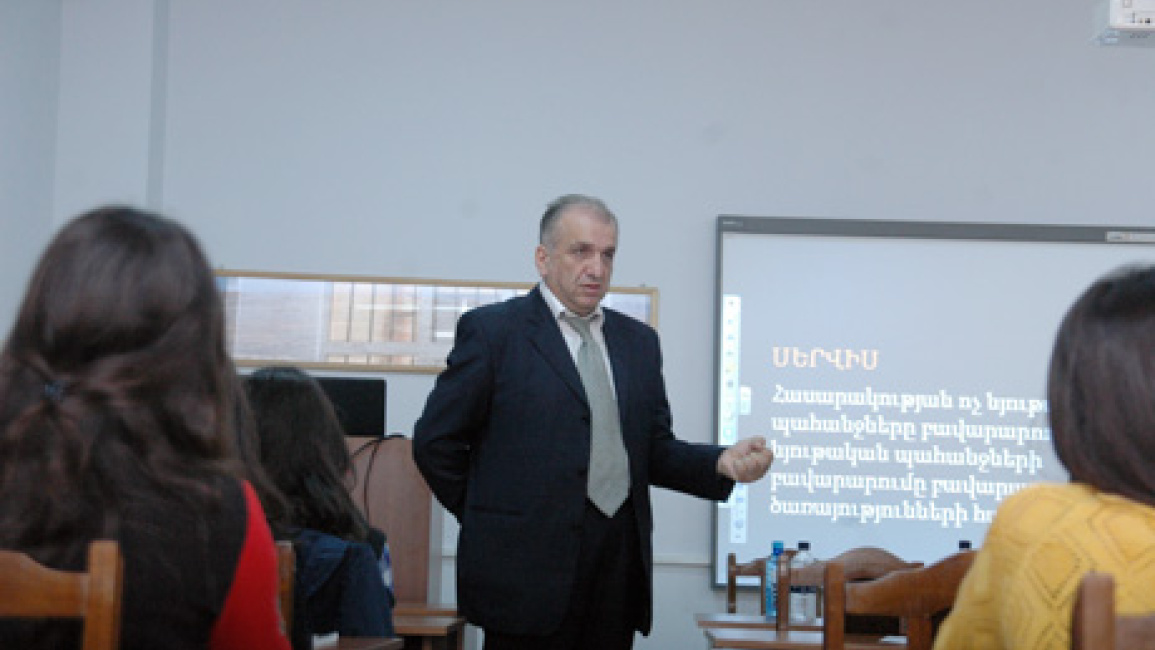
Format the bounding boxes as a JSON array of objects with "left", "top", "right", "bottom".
[
  {"left": 1048, "top": 264, "right": 1155, "bottom": 506},
  {"left": 229, "top": 374, "right": 291, "bottom": 536},
  {"left": 0, "top": 206, "right": 236, "bottom": 564},
  {"left": 244, "top": 365, "right": 369, "bottom": 542}
]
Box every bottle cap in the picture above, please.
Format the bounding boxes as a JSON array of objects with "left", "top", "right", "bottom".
[
  {"left": 958, "top": 540, "right": 972, "bottom": 550},
  {"left": 772, "top": 540, "right": 784, "bottom": 552},
  {"left": 798, "top": 541, "right": 810, "bottom": 551}
]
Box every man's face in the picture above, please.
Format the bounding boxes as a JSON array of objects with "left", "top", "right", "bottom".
[{"left": 535, "top": 206, "right": 618, "bottom": 317}]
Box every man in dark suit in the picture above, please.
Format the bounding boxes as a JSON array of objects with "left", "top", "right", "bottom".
[{"left": 413, "top": 194, "right": 774, "bottom": 650}]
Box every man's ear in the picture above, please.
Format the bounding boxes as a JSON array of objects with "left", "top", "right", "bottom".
[{"left": 534, "top": 244, "right": 548, "bottom": 276}]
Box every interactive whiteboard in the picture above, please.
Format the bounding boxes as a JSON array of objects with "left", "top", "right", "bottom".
[{"left": 713, "top": 216, "right": 1155, "bottom": 585}]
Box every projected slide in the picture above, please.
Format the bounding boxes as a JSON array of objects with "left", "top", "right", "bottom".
[{"left": 713, "top": 217, "right": 1155, "bottom": 584}]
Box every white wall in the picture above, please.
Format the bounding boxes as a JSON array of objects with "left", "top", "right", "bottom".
[
  {"left": 53, "top": 0, "right": 164, "bottom": 218},
  {"left": 0, "top": 0, "right": 61, "bottom": 327},
  {"left": 27, "top": 1, "right": 1155, "bottom": 648}
]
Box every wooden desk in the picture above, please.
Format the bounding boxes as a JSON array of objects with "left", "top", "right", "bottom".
[
  {"left": 705, "top": 628, "right": 905, "bottom": 650},
  {"left": 394, "top": 602, "right": 461, "bottom": 617},
  {"left": 316, "top": 637, "right": 404, "bottom": 650},
  {"left": 697, "top": 613, "right": 777, "bottom": 629},
  {"left": 393, "top": 614, "right": 466, "bottom": 650},
  {"left": 696, "top": 613, "right": 823, "bottom": 631}
]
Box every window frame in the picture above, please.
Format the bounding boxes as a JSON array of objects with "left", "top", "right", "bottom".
[{"left": 217, "top": 269, "right": 660, "bottom": 374}]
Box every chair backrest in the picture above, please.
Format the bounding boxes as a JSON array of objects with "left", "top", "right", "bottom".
[
  {"left": 0, "top": 539, "right": 123, "bottom": 650},
  {"left": 345, "top": 435, "right": 433, "bottom": 607},
  {"left": 1071, "top": 571, "right": 1155, "bottom": 650},
  {"left": 822, "top": 549, "right": 976, "bottom": 650},
  {"left": 776, "top": 546, "right": 920, "bottom": 631},
  {"left": 275, "top": 540, "right": 296, "bottom": 633},
  {"left": 726, "top": 552, "right": 768, "bottom": 615}
]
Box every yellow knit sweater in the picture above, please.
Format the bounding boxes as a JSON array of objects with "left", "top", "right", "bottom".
[{"left": 933, "top": 482, "right": 1155, "bottom": 650}]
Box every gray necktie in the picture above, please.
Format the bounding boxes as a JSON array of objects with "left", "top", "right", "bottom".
[{"left": 563, "top": 314, "right": 630, "bottom": 516}]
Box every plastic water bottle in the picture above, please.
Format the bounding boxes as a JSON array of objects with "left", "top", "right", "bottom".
[
  {"left": 765, "top": 540, "right": 785, "bottom": 621},
  {"left": 789, "top": 541, "right": 818, "bottom": 625}
]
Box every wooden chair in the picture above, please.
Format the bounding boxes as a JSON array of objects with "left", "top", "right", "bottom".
[
  {"left": 346, "top": 435, "right": 468, "bottom": 648},
  {"left": 726, "top": 552, "right": 768, "bottom": 615},
  {"left": 275, "top": 540, "right": 296, "bottom": 633},
  {"left": 346, "top": 434, "right": 433, "bottom": 608},
  {"left": 0, "top": 539, "right": 123, "bottom": 650},
  {"left": 776, "top": 546, "right": 921, "bottom": 631},
  {"left": 822, "top": 549, "right": 976, "bottom": 650},
  {"left": 1071, "top": 571, "right": 1155, "bottom": 650}
]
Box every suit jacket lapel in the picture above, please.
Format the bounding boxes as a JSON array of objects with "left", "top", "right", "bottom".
[{"left": 524, "top": 287, "right": 587, "bottom": 403}]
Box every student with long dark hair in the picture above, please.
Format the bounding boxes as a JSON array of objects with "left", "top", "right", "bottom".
[
  {"left": 230, "top": 374, "right": 292, "bottom": 538},
  {"left": 245, "top": 365, "right": 394, "bottom": 640},
  {"left": 934, "top": 265, "right": 1155, "bottom": 650},
  {"left": 0, "top": 206, "right": 290, "bottom": 649}
]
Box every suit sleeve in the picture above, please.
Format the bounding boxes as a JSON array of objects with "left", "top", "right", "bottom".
[
  {"left": 413, "top": 310, "right": 493, "bottom": 519},
  {"left": 642, "top": 328, "right": 735, "bottom": 500}
]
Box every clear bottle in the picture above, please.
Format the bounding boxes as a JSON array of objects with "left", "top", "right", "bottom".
[
  {"left": 765, "top": 540, "right": 785, "bottom": 621},
  {"left": 789, "top": 541, "right": 818, "bottom": 625}
]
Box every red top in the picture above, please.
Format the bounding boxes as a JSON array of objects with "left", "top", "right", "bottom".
[{"left": 210, "top": 482, "right": 292, "bottom": 650}]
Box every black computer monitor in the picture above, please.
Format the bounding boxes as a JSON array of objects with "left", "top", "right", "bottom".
[{"left": 315, "top": 376, "right": 387, "bottom": 437}]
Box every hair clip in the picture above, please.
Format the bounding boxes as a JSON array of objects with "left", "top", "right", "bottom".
[{"left": 43, "top": 380, "right": 66, "bottom": 403}]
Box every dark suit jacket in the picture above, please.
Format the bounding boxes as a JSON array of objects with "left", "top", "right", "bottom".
[{"left": 413, "top": 286, "right": 734, "bottom": 635}]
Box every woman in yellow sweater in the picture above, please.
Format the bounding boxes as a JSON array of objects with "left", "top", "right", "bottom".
[{"left": 934, "top": 265, "right": 1155, "bottom": 650}]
